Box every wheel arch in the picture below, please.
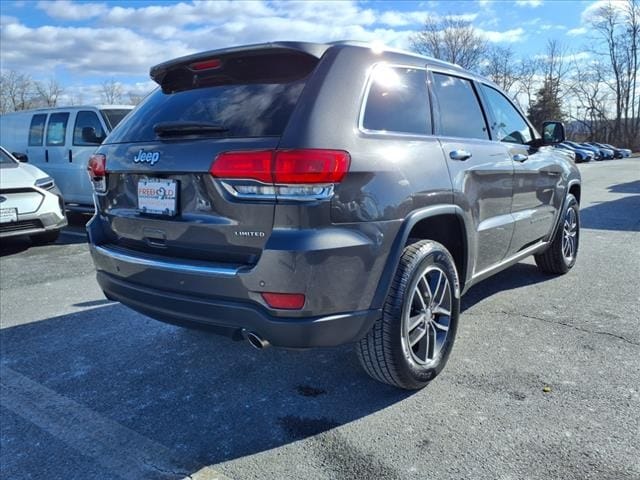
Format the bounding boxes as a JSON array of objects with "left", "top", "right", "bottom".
[{"left": 371, "top": 205, "right": 472, "bottom": 309}]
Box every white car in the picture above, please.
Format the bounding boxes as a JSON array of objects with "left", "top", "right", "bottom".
[{"left": 0, "top": 146, "right": 67, "bottom": 243}]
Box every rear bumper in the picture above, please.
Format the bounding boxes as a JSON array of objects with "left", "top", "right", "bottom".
[{"left": 97, "top": 270, "right": 380, "bottom": 348}]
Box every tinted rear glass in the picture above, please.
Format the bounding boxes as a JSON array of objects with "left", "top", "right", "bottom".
[
  {"left": 28, "top": 114, "right": 47, "bottom": 146},
  {"left": 106, "top": 82, "right": 306, "bottom": 144},
  {"left": 101, "top": 109, "right": 131, "bottom": 130},
  {"left": 106, "top": 52, "right": 317, "bottom": 144}
]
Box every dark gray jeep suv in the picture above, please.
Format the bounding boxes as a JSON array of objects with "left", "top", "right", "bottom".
[{"left": 87, "top": 41, "right": 581, "bottom": 389}]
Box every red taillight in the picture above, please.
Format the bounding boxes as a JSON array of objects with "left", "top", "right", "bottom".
[
  {"left": 274, "top": 150, "right": 350, "bottom": 184},
  {"left": 190, "top": 59, "right": 221, "bottom": 71},
  {"left": 261, "top": 292, "right": 306, "bottom": 310},
  {"left": 87, "top": 154, "right": 106, "bottom": 179},
  {"left": 210, "top": 149, "right": 350, "bottom": 185},
  {"left": 211, "top": 150, "right": 273, "bottom": 183}
]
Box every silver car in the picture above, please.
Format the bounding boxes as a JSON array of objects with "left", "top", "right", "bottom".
[{"left": 0, "top": 146, "right": 67, "bottom": 243}]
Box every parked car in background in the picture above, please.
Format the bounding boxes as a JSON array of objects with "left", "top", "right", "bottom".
[
  {"left": 587, "top": 142, "right": 624, "bottom": 159},
  {"left": 564, "top": 141, "right": 602, "bottom": 160},
  {"left": 86, "top": 41, "right": 581, "bottom": 390},
  {"left": 556, "top": 143, "right": 593, "bottom": 162},
  {"left": 579, "top": 142, "right": 614, "bottom": 159},
  {"left": 0, "top": 146, "right": 67, "bottom": 243},
  {"left": 0, "top": 105, "right": 134, "bottom": 211}
]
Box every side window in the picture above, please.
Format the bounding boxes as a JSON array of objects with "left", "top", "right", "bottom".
[
  {"left": 28, "top": 114, "right": 47, "bottom": 146},
  {"left": 74, "top": 111, "right": 106, "bottom": 146},
  {"left": 480, "top": 85, "right": 533, "bottom": 144},
  {"left": 46, "top": 112, "right": 69, "bottom": 146},
  {"left": 432, "top": 73, "right": 489, "bottom": 140},
  {"left": 362, "top": 66, "right": 431, "bottom": 135}
]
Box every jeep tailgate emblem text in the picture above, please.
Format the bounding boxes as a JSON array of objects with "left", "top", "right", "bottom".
[{"left": 133, "top": 150, "right": 160, "bottom": 165}]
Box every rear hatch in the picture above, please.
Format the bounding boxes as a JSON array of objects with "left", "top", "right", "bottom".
[{"left": 92, "top": 46, "right": 321, "bottom": 266}]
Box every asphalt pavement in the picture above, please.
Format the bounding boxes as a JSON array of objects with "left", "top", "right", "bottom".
[{"left": 1, "top": 158, "right": 639, "bottom": 480}]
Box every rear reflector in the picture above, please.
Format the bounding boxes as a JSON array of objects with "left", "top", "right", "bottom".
[
  {"left": 211, "top": 149, "right": 350, "bottom": 185},
  {"left": 87, "top": 154, "right": 106, "bottom": 178},
  {"left": 261, "top": 292, "right": 306, "bottom": 310}
]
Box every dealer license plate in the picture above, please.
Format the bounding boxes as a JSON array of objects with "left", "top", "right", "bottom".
[
  {"left": 137, "top": 178, "right": 178, "bottom": 216},
  {"left": 0, "top": 208, "right": 18, "bottom": 223}
]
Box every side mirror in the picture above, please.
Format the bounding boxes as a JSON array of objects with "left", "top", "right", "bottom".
[
  {"left": 81, "top": 127, "right": 102, "bottom": 145},
  {"left": 12, "top": 152, "right": 28, "bottom": 163},
  {"left": 542, "top": 121, "right": 565, "bottom": 144}
]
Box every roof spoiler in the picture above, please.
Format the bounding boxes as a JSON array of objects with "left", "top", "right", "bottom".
[{"left": 149, "top": 42, "right": 330, "bottom": 87}]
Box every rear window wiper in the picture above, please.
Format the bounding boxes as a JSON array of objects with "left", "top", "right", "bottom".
[{"left": 153, "top": 121, "right": 229, "bottom": 137}]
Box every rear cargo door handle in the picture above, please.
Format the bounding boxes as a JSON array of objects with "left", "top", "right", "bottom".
[
  {"left": 449, "top": 150, "right": 472, "bottom": 161},
  {"left": 512, "top": 153, "right": 528, "bottom": 162}
]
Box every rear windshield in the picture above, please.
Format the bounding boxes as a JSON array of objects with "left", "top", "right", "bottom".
[
  {"left": 105, "top": 81, "right": 306, "bottom": 144},
  {"left": 101, "top": 109, "right": 131, "bottom": 130}
]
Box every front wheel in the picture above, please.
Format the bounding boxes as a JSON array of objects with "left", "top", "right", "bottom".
[
  {"left": 535, "top": 194, "right": 579, "bottom": 274},
  {"left": 356, "top": 240, "right": 460, "bottom": 390}
]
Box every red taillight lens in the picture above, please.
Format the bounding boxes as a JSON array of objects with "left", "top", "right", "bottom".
[
  {"left": 87, "top": 154, "right": 106, "bottom": 179},
  {"left": 274, "top": 150, "right": 350, "bottom": 184},
  {"left": 211, "top": 149, "right": 350, "bottom": 185},
  {"left": 211, "top": 150, "right": 273, "bottom": 183},
  {"left": 261, "top": 292, "right": 306, "bottom": 310}
]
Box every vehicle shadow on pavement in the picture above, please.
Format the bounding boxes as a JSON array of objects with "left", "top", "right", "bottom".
[
  {"left": 461, "top": 262, "right": 549, "bottom": 312},
  {"left": 0, "top": 232, "right": 87, "bottom": 257},
  {"left": 580, "top": 182, "right": 640, "bottom": 232},
  {"left": 0, "top": 305, "right": 413, "bottom": 477}
]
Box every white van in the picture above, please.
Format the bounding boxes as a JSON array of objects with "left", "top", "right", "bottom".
[{"left": 0, "top": 105, "right": 133, "bottom": 210}]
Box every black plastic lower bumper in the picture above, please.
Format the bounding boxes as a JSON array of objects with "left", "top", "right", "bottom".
[{"left": 97, "top": 271, "right": 380, "bottom": 348}]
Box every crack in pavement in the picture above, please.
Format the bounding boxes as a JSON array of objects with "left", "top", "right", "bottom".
[{"left": 490, "top": 311, "right": 640, "bottom": 347}]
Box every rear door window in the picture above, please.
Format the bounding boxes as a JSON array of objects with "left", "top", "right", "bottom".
[
  {"left": 362, "top": 66, "right": 432, "bottom": 135},
  {"left": 28, "top": 114, "right": 47, "bottom": 146},
  {"left": 100, "top": 109, "right": 131, "bottom": 130},
  {"left": 46, "top": 112, "right": 69, "bottom": 146},
  {"left": 74, "top": 111, "right": 106, "bottom": 145},
  {"left": 432, "top": 73, "right": 489, "bottom": 140}
]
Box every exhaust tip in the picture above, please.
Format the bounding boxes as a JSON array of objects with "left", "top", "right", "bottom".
[{"left": 243, "top": 329, "right": 270, "bottom": 350}]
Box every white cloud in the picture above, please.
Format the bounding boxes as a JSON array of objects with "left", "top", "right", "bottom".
[
  {"left": 37, "top": 0, "right": 107, "bottom": 21},
  {"left": 581, "top": 0, "right": 627, "bottom": 23},
  {"left": 567, "top": 26, "right": 588, "bottom": 36},
  {"left": 515, "top": 0, "right": 543, "bottom": 7},
  {"left": 478, "top": 27, "right": 526, "bottom": 43}
]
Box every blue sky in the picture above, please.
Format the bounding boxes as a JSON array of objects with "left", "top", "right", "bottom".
[{"left": 0, "top": 0, "right": 605, "bottom": 103}]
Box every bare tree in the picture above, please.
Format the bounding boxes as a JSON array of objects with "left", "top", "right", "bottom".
[
  {"left": 589, "top": 0, "right": 640, "bottom": 148},
  {"left": 0, "top": 70, "right": 35, "bottom": 113},
  {"left": 100, "top": 79, "right": 124, "bottom": 104},
  {"left": 127, "top": 92, "right": 145, "bottom": 106},
  {"left": 512, "top": 57, "right": 541, "bottom": 111},
  {"left": 482, "top": 45, "right": 518, "bottom": 94},
  {"left": 33, "top": 78, "right": 64, "bottom": 107},
  {"left": 410, "top": 16, "right": 488, "bottom": 71}
]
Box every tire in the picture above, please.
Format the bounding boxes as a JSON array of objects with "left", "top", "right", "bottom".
[
  {"left": 356, "top": 240, "right": 460, "bottom": 390},
  {"left": 534, "top": 194, "right": 579, "bottom": 274},
  {"left": 31, "top": 229, "right": 60, "bottom": 245}
]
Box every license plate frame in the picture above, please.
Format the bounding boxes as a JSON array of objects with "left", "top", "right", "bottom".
[
  {"left": 137, "top": 178, "right": 179, "bottom": 217},
  {"left": 0, "top": 207, "right": 18, "bottom": 223}
]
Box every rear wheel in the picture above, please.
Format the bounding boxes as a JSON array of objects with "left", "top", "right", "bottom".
[
  {"left": 535, "top": 194, "right": 579, "bottom": 274},
  {"left": 356, "top": 240, "right": 460, "bottom": 390},
  {"left": 31, "top": 229, "right": 60, "bottom": 245}
]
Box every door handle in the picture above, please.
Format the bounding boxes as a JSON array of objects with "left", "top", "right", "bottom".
[
  {"left": 449, "top": 150, "right": 472, "bottom": 161},
  {"left": 45, "top": 150, "right": 49, "bottom": 163},
  {"left": 68, "top": 149, "right": 73, "bottom": 163},
  {"left": 512, "top": 153, "right": 528, "bottom": 162}
]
